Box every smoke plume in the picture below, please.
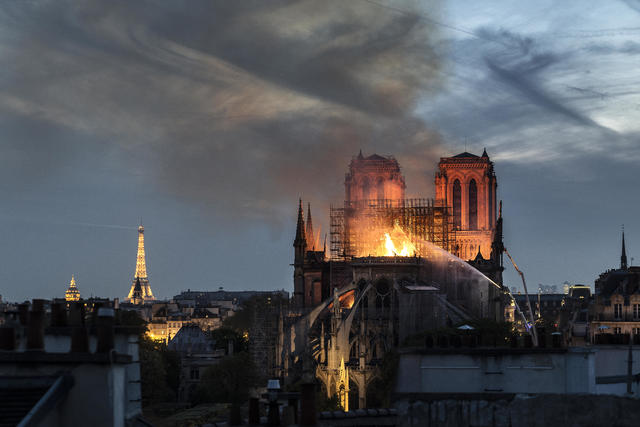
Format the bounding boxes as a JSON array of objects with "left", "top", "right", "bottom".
[{"left": 0, "top": 0, "right": 446, "bottom": 228}]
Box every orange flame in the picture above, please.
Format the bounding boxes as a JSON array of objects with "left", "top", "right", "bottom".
[
  {"left": 383, "top": 222, "right": 417, "bottom": 256},
  {"left": 355, "top": 221, "right": 418, "bottom": 257}
]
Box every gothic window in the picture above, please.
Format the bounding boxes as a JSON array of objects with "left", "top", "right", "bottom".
[
  {"left": 361, "top": 177, "right": 370, "bottom": 201},
  {"left": 376, "top": 177, "right": 385, "bottom": 201},
  {"left": 468, "top": 179, "right": 478, "bottom": 230},
  {"left": 453, "top": 179, "right": 461, "bottom": 229},
  {"left": 634, "top": 304, "right": 640, "bottom": 319}
]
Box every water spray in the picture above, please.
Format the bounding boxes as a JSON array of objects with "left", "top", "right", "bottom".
[
  {"left": 413, "top": 237, "right": 536, "bottom": 344},
  {"left": 504, "top": 248, "right": 539, "bottom": 347}
]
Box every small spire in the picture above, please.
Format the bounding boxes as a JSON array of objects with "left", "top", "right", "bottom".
[
  {"left": 474, "top": 246, "right": 484, "bottom": 261},
  {"left": 621, "top": 226, "right": 628, "bottom": 270},
  {"left": 357, "top": 150, "right": 364, "bottom": 160},
  {"left": 294, "top": 198, "right": 306, "bottom": 245},
  {"left": 482, "top": 147, "right": 488, "bottom": 158},
  {"left": 306, "top": 202, "right": 315, "bottom": 250}
]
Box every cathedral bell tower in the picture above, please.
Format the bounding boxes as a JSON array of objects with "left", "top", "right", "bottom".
[{"left": 435, "top": 149, "right": 497, "bottom": 260}]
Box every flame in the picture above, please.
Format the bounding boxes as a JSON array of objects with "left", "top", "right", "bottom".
[
  {"left": 354, "top": 221, "right": 418, "bottom": 257},
  {"left": 383, "top": 223, "right": 417, "bottom": 256}
]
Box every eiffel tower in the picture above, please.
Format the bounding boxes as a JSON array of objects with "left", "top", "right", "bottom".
[{"left": 127, "top": 224, "right": 154, "bottom": 302}]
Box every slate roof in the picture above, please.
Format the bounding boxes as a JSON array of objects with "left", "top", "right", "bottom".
[{"left": 453, "top": 152, "right": 479, "bottom": 158}]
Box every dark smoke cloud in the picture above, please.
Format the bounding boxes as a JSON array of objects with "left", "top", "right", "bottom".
[{"left": 0, "top": 0, "right": 445, "bottom": 228}]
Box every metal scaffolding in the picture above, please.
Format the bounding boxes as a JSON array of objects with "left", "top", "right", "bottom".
[{"left": 329, "top": 198, "right": 456, "bottom": 259}]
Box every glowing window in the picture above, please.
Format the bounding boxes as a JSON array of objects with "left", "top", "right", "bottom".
[
  {"left": 453, "top": 179, "right": 461, "bottom": 229},
  {"left": 468, "top": 179, "right": 478, "bottom": 230}
]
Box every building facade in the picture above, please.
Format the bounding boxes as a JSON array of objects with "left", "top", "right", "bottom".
[
  {"left": 435, "top": 150, "right": 497, "bottom": 260},
  {"left": 282, "top": 151, "right": 506, "bottom": 410}
]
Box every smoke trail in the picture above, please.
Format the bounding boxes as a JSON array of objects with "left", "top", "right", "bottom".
[{"left": 0, "top": 0, "right": 446, "bottom": 228}]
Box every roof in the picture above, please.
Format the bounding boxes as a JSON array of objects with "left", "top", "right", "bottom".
[
  {"left": 366, "top": 154, "right": 389, "bottom": 161},
  {"left": 168, "top": 324, "right": 215, "bottom": 353},
  {"left": 596, "top": 269, "right": 640, "bottom": 298},
  {"left": 453, "top": 152, "right": 479, "bottom": 158}
]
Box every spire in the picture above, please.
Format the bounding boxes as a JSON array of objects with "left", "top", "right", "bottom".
[
  {"left": 131, "top": 278, "right": 143, "bottom": 305},
  {"left": 621, "top": 226, "right": 628, "bottom": 270},
  {"left": 294, "top": 199, "right": 306, "bottom": 245},
  {"left": 491, "top": 200, "right": 504, "bottom": 268},
  {"left": 482, "top": 147, "right": 488, "bottom": 158},
  {"left": 306, "top": 202, "right": 315, "bottom": 250},
  {"left": 357, "top": 149, "right": 364, "bottom": 160}
]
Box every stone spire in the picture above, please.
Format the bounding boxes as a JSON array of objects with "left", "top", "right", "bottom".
[
  {"left": 131, "top": 278, "right": 143, "bottom": 305},
  {"left": 621, "top": 227, "right": 628, "bottom": 270},
  {"left": 65, "top": 275, "right": 80, "bottom": 302},
  {"left": 294, "top": 199, "right": 306, "bottom": 245},
  {"left": 306, "top": 202, "right": 315, "bottom": 250},
  {"left": 127, "top": 224, "right": 154, "bottom": 302}
]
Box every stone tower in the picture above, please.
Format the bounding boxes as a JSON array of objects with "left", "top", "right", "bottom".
[
  {"left": 127, "top": 225, "right": 154, "bottom": 302},
  {"left": 435, "top": 149, "right": 497, "bottom": 260},
  {"left": 345, "top": 151, "right": 406, "bottom": 206}
]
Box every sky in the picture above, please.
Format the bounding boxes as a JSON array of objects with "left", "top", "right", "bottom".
[{"left": 0, "top": 0, "right": 639, "bottom": 302}]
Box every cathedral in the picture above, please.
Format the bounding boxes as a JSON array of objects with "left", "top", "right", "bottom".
[{"left": 275, "top": 150, "right": 506, "bottom": 410}]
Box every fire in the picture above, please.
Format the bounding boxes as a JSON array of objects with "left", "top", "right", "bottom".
[
  {"left": 383, "top": 223, "right": 417, "bottom": 256},
  {"left": 354, "top": 221, "right": 418, "bottom": 257}
]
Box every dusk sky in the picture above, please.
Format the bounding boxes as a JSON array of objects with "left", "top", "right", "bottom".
[{"left": 1, "top": 0, "right": 639, "bottom": 302}]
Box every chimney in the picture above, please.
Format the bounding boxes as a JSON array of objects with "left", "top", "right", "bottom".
[
  {"left": 26, "top": 299, "right": 47, "bottom": 351},
  {"left": 68, "top": 301, "right": 85, "bottom": 326},
  {"left": 300, "top": 382, "right": 316, "bottom": 426},
  {"left": 0, "top": 327, "right": 16, "bottom": 350},
  {"left": 96, "top": 307, "right": 115, "bottom": 353},
  {"left": 18, "top": 303, "right": 30, "bottom": 326},
  {"left": 51, "top": 302, "right": 68, "bottom": 327}
]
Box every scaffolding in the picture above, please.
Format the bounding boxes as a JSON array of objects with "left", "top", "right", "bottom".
[{"left": 330, "top": 198, "right": 456, "bottom": 259}]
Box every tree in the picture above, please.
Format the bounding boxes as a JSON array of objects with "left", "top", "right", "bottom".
[
  {"left": 194, "top": 352, "right": 259, "bottom": 405},
  {"left": 209, "top": 326, "right": 248, "bottom": 353},
  {"left": 139, "top": 336, "right": 180, "bottom": 404}
]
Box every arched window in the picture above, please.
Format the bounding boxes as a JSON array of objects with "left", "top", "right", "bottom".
[
  {"left": 361, "top": 177, "right": 370, "bottom": 202},
  {"left": 453, "top": 179, "right": 461, "bottom": 229},
  {"left": 376, "top": 177, "right": 385, "bottom": 201},
  {"left": 468, "top": 179, "right": 478, "bottom": 230}
]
